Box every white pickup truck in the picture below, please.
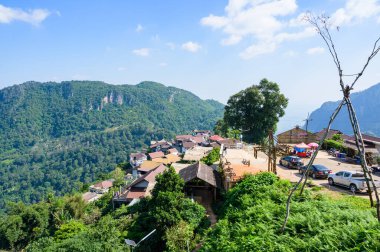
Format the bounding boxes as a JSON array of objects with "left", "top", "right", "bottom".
[{"left": 328, "top": 171, "right": 380, "bottom": 193}]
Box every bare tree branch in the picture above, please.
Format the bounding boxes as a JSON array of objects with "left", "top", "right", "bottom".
[
  {"left": 345, "top": 97, "right": 380, "bottom": 219},
  {"left": 350, "top": 36, "right": 380, "bottom": 89},
  {"left": 280, "top": 99, "right": 345, "bottom": 233}
]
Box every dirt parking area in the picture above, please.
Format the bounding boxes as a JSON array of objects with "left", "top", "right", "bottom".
[{"left": 266, "top": 150, "right": 380, "bottom": 198}]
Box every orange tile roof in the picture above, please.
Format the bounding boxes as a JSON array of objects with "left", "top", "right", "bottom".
[
  {"left": 152, "top": 154, "right": 181, "bottom": 164},
  {"left": 224, "top": 164, "right": 264, "bottom": 182},
  {"left": 148, "top": 151, "right": 165, "bottom": 159},
  {"left": 139, "top": 160, "right": 161, "bottom": 171}
]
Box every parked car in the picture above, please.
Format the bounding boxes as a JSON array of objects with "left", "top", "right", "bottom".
[
  {"left": 279, "top": 156, "right": 304, "bottom": 169},
  {"left": 299, "top": 164, "right": 332, "bottom": 179},
  {"left": 328, "top": 171, "right": 380, "bottom": 193}
]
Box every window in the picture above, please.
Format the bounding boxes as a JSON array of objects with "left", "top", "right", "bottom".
[
  {"left": 343, "top": 172, "right": 351, "bottom": 177},
  {"left": 336, "top": 172, "right": 343, "bottom": 176}
]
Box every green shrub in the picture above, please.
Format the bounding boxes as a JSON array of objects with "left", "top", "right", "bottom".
[
  {"left": 201, "top": 172, "right": 380, "bottom": 252},
  {"left": 201, "top": 147, "right": 220, "bottom": 165},
  {"left": 324, "top": 139, "right": 346, "bottom": 152}
]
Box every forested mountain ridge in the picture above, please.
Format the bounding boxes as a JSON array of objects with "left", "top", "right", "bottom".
[
  {"left": 0, "top": 81, "right": 224, "bottom": 207},
  {"left": 307, "top": 82, "right": 380, "bottom": 136}
]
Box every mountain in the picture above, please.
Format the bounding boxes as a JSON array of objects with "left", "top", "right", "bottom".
[
  {"left": 0, "top": 81, "right": 224, "bottom": 206},
  {"left": 307, "top": 83, "right": 380, "bottom": 136}
]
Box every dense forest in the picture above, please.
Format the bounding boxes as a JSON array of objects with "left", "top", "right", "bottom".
[{"left": 0, "top": 81, "right": 224, "bottom": 207}]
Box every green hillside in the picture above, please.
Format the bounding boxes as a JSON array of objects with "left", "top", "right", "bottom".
[{"left": 0, "top": 81, "right": 224, "bottom": 207}]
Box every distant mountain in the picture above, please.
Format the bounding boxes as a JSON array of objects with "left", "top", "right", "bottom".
[
  {"left": 307, "top": 83, "right": 380, "bottom": 136},
  {"left": 0, "top": 81, "right": 224, "bottom": 206}
]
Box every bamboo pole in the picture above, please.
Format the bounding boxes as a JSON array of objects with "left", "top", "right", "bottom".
[{"left": 281, "top": 99, "right": 345, "bottom": 233}]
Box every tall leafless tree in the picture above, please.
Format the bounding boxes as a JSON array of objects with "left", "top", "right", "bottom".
[{"left": 281, "top": 13, "right": 380, "bottom": 233}]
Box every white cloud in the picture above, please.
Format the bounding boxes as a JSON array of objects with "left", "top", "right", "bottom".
[
  {"left": 330, "top": 0, "right": 380, "bottom": 26},
  {"left": 181, "top": 41, "right": 201, "bottom": 52},
  {"left": 201, "top": 0, "right": 380, "bottom": 59},
  {"left": 201, "top": 0, "right": 315, "bottom": 59},
  {"left": 136, "top": 24, "right": 143, "bottom": 32},
  {"left": 132, "top": 48, "right": 150, "bottom": 57},
  {"left": 0, "top": 4, "right": 50, "bottom": 26},
  {"left": 307, "top": 47, "right": 325, "bottom": 55},
  {"left": 159, "top": 62, "right": 168, "bottom": 67}
]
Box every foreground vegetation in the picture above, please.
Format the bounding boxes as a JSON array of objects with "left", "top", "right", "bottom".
[
  {"left": 201, "top": 173, "right": 380, "bottom": 252},
  {"left": 2, "top": 170, "right": 379, "bottom": 251},
  {"left": 0, "top": 167, "right": 208, "bottom": 251}
]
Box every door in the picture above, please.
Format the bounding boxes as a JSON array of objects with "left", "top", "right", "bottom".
[
  {"left": 341, "top": 172, "right": 352, "bottom": 187},
  {"left": 334, "top": 171, "right": 344, "bottom": 184}
]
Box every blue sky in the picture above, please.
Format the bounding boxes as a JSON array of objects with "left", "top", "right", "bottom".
[{"left": 1, "top": 0, "right": 380, "bottom": 133}]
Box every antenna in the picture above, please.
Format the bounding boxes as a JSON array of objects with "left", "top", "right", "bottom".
[{"left": 303, "top": 112, "right": 313, "bottom": 132}]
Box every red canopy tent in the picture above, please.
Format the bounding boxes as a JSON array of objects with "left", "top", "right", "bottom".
[{"left": 294, "top": 142, "right": 311, "bottom": 157}]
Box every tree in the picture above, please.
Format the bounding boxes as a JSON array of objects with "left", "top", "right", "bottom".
[
  {"left": 201, "top": 147, "right": 220, "bottom": 165},
  {"left": 223, "top": 79, "right": 288, "bottom": 143},
  {"left": 54, "top": 220, "right": 87, "bottom": 241},
  {"left": 165, "top": 221, "right": 193, "bottom": 252},
  {"left": 151, "top": 166, "right": 184, "bottom": 198}
]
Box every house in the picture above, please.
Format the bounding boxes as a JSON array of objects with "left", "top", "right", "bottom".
[
  {"left": 82, "top": 192, "right": 100, "bottom": 203},
  {"left": 181, "top": 141, "right": 197, "bottom": 153},
  {"left": 113, "top": 164, "right": 166, "bottom": 205},
  {"left": 129, "top": 152, "right": 147, "bottom": 168},
  {"left": 343, "top": 134, "right": 380, "bottom": 162},
  {"left": 150, "top": 140, "right": 172, "bottom": 152},
  {"left": 209, "top": 135, "right": 224, "bottom": 142},
  {"left": 175, "top": 135, "right": 193, "bottom": 146},
  {"left": 218, "top": 138, "right": 242, "bottom": 149},
  {"left": 192, "top": 130, "right": 212, "bottom": 138},
  {"left": 148, "top": 151, "right": 165, "bottom": 160},
  {"left": 138, "top": 160, "right": 162, "bottom": 174},
  {"left": 179, "top": 161, "right": 222, "bottom": 202},
  {"left": 314, "top": 128, "right": 348, "bottom": 141},
  {"left": 89, "top": 179, "right": 114, "bottom": 194},
  {"left": 277, "top": 126, "right": 316, "bottom": 144}
]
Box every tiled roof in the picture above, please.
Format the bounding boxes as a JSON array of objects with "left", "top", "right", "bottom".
[
  {"left": 93, "top": 180, "right": 113, "bottom": 189},
  {"left": 125, "top": 188, "right": 146, "bottom": 200},
  {"left": 315, "top": 129, "right": 344, "bottom": 140},
  {"left": 144, "top": 164, "right": 166, "bottom": 183},
  {"left": 224, "top": 163, "right": 264, "bottom": 182},
  {"left": 82, "top": 192, "right": 98, "bottom": 202},
  {"left": 179, "top": 161, "right": 221, "bottom": 188},
  {"left": 176, "top": 135, "right": 193, "bottom": 140},
  {"left": 209, "top": 135, "right": 224, "bottom": 141},
  {"left": 130, "top": 152, "right": 146, "bottom": 160},
  {"left": 148, "top": 151, "right": 165, "bottom": 159},
  {"left": 152, "top": 154, "right": 181, "bottom": 165},
  {"left": 183, "top": 141, "right": 197, "bottom": 148},
  {"left": 168, "top": 148, "right": 178, "bottom": 154},
  {"left": 139, "top": 160, "right": 161, "bottom": 171}
]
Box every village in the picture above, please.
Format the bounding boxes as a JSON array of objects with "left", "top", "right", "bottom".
[{"left": 82, "top": 126, "right": 380, "bottom": 220}]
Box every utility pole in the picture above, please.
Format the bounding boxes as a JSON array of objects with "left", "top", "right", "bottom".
[{"left": 303, "top": 112, "right": 312, "bottom": 132}]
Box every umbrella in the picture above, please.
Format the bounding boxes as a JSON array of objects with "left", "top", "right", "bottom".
[
  {"left": 294, "top": 142, "right": 311, "bottom": 149},
  {"left": 308, "top": 142, "right": 319, "bottom": 148}
]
